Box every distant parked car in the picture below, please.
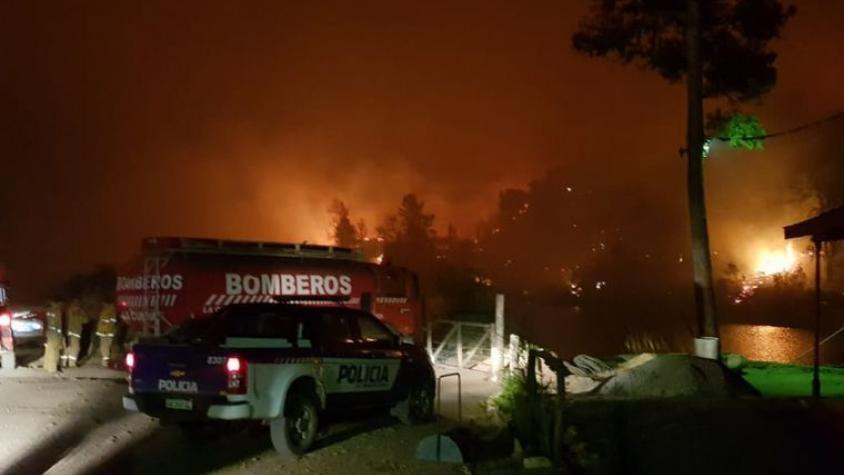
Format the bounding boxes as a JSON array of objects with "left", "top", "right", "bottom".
[
  {"left": 10, "top": 310, "right": 45, "bottom": 346},
  {"left": 0, "top": 307, "right": 13, "bottom": 352}
]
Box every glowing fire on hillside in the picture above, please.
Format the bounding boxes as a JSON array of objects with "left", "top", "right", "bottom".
[
  {"left": 755, "top": 243, "right": 798, "bottom": 276},
  {"left": 734, "top": 243, "right": 805, "bottom": 304}
]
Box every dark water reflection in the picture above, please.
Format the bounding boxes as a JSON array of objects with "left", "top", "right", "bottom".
[{"left": 720, "top": 324, "right": 814, "bottom": 363}]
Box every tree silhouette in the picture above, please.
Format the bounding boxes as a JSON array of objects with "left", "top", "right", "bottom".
[
  {"left": 378, "top": 194, "right": 437, "bottom": 275},
  {"left": 328, "top": 199, "right": 359, "bottom": 248},
  {"left": 573, "top": 0, "right": 795, "bottom": 337},
  {"left": 397, "top": 194, "right": 435, "bottom": 245}
]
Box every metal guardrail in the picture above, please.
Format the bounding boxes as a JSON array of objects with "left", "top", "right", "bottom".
[
  {"left": 437, "top": 372, "right": 462, "bottom": 422},
  {"left": 427, "top": 320, "right": 495, "bottom": 375},
  {"left": 435, "top": 372, "right": 462, "bottom": 463}
]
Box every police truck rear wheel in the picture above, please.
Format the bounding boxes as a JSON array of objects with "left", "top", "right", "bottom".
[
  {"left": 394, "top": 379, "right": 434, "bottom": 424},
  {"left": 271, "top": 392, "right": 319, "bottom": 457},
  {"left": 408, "top": 381, "right": 434, "bottom": 423}
]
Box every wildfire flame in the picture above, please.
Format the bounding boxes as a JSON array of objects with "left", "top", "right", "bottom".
[{"left": 755, "top": 243, "right": 797, "bottom": 276}]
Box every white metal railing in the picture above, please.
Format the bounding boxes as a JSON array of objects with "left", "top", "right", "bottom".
[{"left": 426, "top": 319, "right": 495, "bottom": 376}]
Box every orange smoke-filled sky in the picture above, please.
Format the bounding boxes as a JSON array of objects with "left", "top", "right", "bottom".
[{"left": 1, "top": 0, "right": 842, "bottom": 302}]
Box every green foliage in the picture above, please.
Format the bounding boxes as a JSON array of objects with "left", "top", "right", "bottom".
[
  {"left": 491, "top": 370, "right": 531, "bottom": 419},
  {"left": 491, "top": 370, "right": 549, "bottom": 449},
  {"left": 725, "top": 115, "right": 766, "bottom": 150},
  {"left": 706, "top": 110, "right": 767, "bottom": 154},
  {"left": 492, "top": 370, "right": 598, "bottom": 470}
]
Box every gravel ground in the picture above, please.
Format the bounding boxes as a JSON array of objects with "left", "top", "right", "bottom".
[{"left": 0, "top": 364, "right": 496, "bottom": 475}]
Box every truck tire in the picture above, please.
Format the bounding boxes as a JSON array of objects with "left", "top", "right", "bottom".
[
  {"left": 271, "top": 390, "right": 319, "bottom": 457},
  {"left": 392, "top": 377, "right": 434, "bottom": 425}
]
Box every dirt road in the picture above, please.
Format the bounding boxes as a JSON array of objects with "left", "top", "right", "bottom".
[{"left": 0, "top": 366, "right": 494, "bottom": 475}]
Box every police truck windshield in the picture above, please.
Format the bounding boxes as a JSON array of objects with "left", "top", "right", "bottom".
[
  {"left": 167, "top": 304, "right": 300, "bottom": 344},
  {"left": 165, "top": 317, "right": 216, "bottom": 344}
]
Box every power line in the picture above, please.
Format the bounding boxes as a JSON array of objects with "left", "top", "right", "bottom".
[{"left": 715, "top": 111, "right": 844, "bottom": 143}]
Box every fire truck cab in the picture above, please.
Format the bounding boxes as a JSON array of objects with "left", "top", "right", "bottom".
[{"left": 116, "top": 237, "right": 424, "bottom": 342}]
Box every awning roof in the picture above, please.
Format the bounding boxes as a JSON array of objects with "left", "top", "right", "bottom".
[{"left": 784, "top": 206, "right": 844, "bottom": 242}]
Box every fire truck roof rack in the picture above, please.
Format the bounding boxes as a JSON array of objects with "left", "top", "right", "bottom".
[
  {"left": 142, "top": 236, "right": 364, "bottom": 261},
  {"left": 272, "top": 295, "right": 350, "bottom": 303}
]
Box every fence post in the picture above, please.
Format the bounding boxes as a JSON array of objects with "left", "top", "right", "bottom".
[
  {"left": 456, "top": 323, "right": 463, "bottom": 368},
  {"left": 426, "top": 321, "right": 433, "bottom": 359},
  {"left": 492, "top": 294, "right": 505, "bottom": 381},
  {"left": 525, "top": 349, "right": 537, "bottom": 447},
  {"left": 509, "top": 333, "right": 520, "bottom": 373},
  {"left": 489, "top": 326, "right": 496, "bottom": 380},
  {"left": 553, "top": 366, "right": 566, "bottom": 466}
]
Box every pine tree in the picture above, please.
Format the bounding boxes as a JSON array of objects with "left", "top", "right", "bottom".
[
  {"left": 573, "top": 0, "right": 795, "bottom": 337},
  {"left": 328, "top": 200, "right": 359, "bottom": 248}
]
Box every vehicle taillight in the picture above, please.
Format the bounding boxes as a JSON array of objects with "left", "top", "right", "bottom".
[
  {"left": 0, "top": 312, "right": 11, "bottom": 327},
  {"left": 125, "top": 352, "right": 135, "bottom": 371},
  {"left": 225, "top": 356, "right": 247, "bottom": 394}
]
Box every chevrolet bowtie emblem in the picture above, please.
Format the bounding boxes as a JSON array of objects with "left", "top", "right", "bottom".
[{"left": 170, "top": 370, "right": 186, "bottom": 378}]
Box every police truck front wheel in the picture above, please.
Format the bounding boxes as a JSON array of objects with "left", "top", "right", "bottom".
[{"left": 271, "top": 391, "right": 319, "bottom": 457}]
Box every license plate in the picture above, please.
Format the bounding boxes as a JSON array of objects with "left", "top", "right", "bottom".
[{"left": 165, "top": 398, "right": 193, "bottom": 411}]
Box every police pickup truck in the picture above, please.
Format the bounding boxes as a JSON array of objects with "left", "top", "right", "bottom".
[{"left": 122, "top": 302, "right": 435, "bottom": 456}]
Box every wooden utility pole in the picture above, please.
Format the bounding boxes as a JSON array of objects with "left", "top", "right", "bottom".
[
  {"left": 686, "top": 0, "right": 719, "bottom": 338},
  {"left": 813, "top": 239, "right": 822, "bottom": 398}
]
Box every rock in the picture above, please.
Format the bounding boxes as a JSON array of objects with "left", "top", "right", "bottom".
[
  {"left": 597, "top": 354, "right": 760, "bottom": 398},
  {"left": 563, "top": 361, "right": 589, "bottom": 377},
  {"left": 723, "top": 353, "right": 748, "bottom": 370},
  {"left": 523, "top": 456, "right": 552, "bottom": 469},
  {"left": 565, "top": 374, "right": 602, "bottom": 394},
  {"left": 616, "top": 353, "right": 656, "bottom": 371},
  {"left": 573, "top": 354, "right": 612, "bottom": 375}
]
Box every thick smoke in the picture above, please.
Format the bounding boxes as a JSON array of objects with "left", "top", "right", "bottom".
[{"left": 0, "top": 0, "right": 841, "bottom": 305}]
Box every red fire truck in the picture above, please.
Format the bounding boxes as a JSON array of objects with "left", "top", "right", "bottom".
[{"left": 116, "top": 237, "right": 423, "bottom": 340}]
